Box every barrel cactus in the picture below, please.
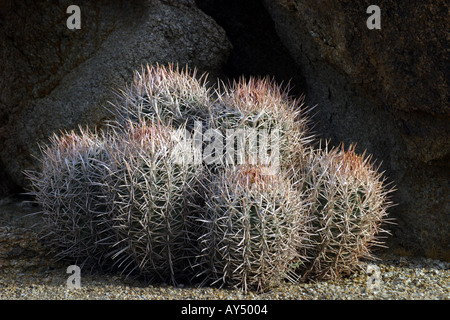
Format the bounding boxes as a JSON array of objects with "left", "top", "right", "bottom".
[
  {"left": 111, "top": 63, "right": 213, "bottom": 131},
  {"left": 194, "top": 164, "right": 312, "bottom": 293},
  {"left": 25, "top": 128, "right": 115, "bottom": 270},
  {"left": 297, "top": 144, "right": 394, "bottom": 281},
  {"left": 101, "top": 120, "right": 202, "bottom": 284},
  {"left": 211, "top": 76, "right": 313, "bottom": 171}
]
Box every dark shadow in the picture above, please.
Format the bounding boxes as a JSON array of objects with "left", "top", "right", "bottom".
[{"left": 196, "top": 0, "right": 307, "bottom": 97}]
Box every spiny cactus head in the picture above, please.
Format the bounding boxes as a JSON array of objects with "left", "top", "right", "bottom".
[
  {"left": 214, "top": 76, "right": 305, "bottom": 127},
  {"left": 24, "top": 127, "right": 115, "bottom": 270},
  {"left": 228, "top": 163, "right": 279, "bottom": 191},
  {"left": 118, "top": 119, "right": 172, "bottom": 150},
  {"left": 196, "top": 163, "right": 312, "bottom": 293},
  {"left": 102, "top": 120, "right": 202, "bottom": 285},
  {"left": 211, "top": 76, "right": 314, "bottom": 174},
  {"left": 111, "top": 63, "right": 212, "bottom": 130},
  {"left": 40, "top": 127, "right": 97, "bottom": 162},
  {"left": 299, "top": 143, "right": 395, "bottom": 281}
]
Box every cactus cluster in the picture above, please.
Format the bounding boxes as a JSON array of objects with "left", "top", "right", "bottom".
[{"left": 26, "top": 63, "right": 393, "bottom": 292}]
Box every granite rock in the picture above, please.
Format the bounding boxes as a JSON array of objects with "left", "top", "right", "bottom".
[
  {"left": 262, "top": 0, "right": 449, "bottom": 259},
  {"left": 0, "top": 0, "right": 231, "bottom": 191}
]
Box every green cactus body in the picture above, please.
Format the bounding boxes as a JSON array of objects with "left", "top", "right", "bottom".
[{"left": 196, "top": 164, "right": 311, "bottom": 293}]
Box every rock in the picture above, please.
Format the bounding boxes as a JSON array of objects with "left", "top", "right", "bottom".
[
  {"left": 0, "top": 226, "right": 48, "bottom": 270},
  {"left": 0, "top": 0, "right": 231, "bottom": 191},
  {"left": 262, "top": 0, "right": 449, "bottom": 260}
]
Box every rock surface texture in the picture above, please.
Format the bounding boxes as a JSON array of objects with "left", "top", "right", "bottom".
[
  {"left": 0, "top": 0, "right": 231, "bottom": 192},
  {"left": 261, "top": 0, "right": 449, "bottom": 259}
]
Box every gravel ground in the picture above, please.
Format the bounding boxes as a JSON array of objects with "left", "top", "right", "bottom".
[{"left": 0, "top": 199, "right": 449, "bottom": 300}]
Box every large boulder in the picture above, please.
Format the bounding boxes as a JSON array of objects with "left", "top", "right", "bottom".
[
  {"left": 262, "top": 0, "right": 449, "bottom": 259},
  {"left": 0, "top": 0, "right": 231, "bottom": 193}
]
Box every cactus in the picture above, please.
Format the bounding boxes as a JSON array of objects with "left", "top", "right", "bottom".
[
  {"left": 111, "top": 63, "right": 213, "bottom": 132},
  {"left": 101, "top": 121, "right": 202, "bottom": 284},
  {"left": 195, "top": 164, "right": 312, "bottom": 293},
  {"left": 211, "top": 76, "right": 313, "bottom": 171},
  {"left": 297, "top": 144, "right": 394, "bottom": 281},
  {"left": 25, "top": 128, "right": 115, "bottom": 270},
  {"left": 25, "top": 63, "right": 395, "bottom": 292}
]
